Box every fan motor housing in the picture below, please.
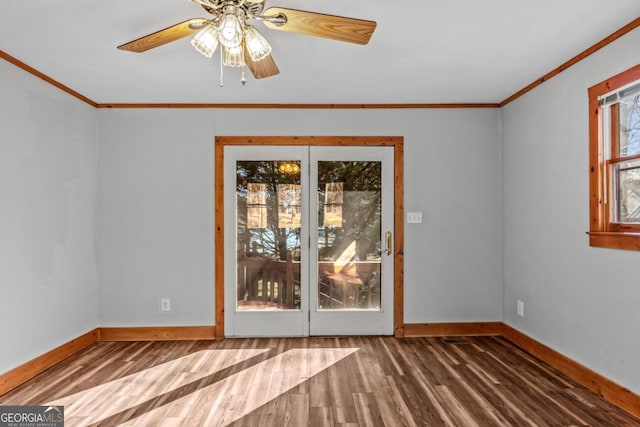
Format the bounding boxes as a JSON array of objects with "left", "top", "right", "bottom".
[{"left": 201, "top": 0, "right": 265, "bottom": 17}]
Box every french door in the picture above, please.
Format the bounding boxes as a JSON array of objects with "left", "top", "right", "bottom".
[{"left": 224, "top": 145, "right": 394, "bottom": 336}]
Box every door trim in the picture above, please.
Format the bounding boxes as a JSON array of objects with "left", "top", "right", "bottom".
[{"left": 215, "top": 136, "right": 405, "bottom": 337}]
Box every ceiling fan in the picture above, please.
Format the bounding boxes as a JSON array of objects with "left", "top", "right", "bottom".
[{"left": 118, "top": 0, "right": 377, "bottom": 81}]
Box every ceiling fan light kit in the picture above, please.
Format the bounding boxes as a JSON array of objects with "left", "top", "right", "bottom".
[
  {"left": 117, "top": 0, "right": 377, "bottom": 83},
  {"left": 223, "top": 44, "right": 245, "bottom": 67},
  {"left": 218, "top": 8, "right": 245, "bottom": 48},
  {"left": 244, "top": 25, "right": 272, "bottom": 61},
  {"left": 190, "top": 23, "right": 219, "bottom": 58}
]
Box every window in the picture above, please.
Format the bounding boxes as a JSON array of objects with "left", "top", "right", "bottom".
[
  {"left": 588, "top": 64, "right": 640, "bottom": 250},
  {"left": 277, "top": 183, "right": 301, "bottom": 228},
  {"left": 246, "top": 183, "right": 268, "bottom": 229},
  {"left": 323, "top": 182, "right": 344, "bottom": 227}
]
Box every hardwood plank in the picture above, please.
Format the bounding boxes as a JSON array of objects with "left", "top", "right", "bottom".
[
  {"left": 352, "top": 392, "right": 385, "bottom": 426},
  {"left": 309, "top": 407, "right": 334, "bottom": 427},
  {"left": 284, "top": 393, "right": 309, "bottom": 426},
  {"left": 1, "top": 336, "right": 638, "bottom": 426},
  {"left": 351, "top": 339, "right": 416, "bottom": 425}
]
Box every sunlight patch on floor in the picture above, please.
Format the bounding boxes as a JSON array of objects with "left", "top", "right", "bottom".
[
  {"left": 50, "top": 347, "right": 358, "bottom": 426},
  {"left": 46, "top": 348, "right": 270, "bottom": 426},
  {"left": 137, "top": 347, "right": 358, "bottom": 426}
]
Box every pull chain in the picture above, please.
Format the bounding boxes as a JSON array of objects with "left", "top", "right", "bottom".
[{"left": 219, "top": 49, "right": 224, "bottom": 87}]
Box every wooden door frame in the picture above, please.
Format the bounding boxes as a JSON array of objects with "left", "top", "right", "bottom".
[{"left": 214, "top": 136, "right": 405, "bottom": 338}]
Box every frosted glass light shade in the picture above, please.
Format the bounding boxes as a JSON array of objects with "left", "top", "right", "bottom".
[
  {"left": 219, "top": 14, "right": 243, "bottom": 48},
  {"left": 244, "top": 25, "right": 272, "bottom": 61},
  {"left": 223, "top": 45, "right": 245, "bottom": 67},
  {"left": 191, "top": 24, "right": 219, "bottom": 58}
]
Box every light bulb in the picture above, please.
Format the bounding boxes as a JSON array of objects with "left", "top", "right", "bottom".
[
  {"left": 244, "top": 25, "right": 272, "bottom": 62},
  {"left": 223, "top": 45, "right": 245, "bottom": 67},
  {"left": 190, "top": 23, "right": 219, "bottom": 58},
  {"left": 219, "top": 13, "right": 243, "bottom": 48}
]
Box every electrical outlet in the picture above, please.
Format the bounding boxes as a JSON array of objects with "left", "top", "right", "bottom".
[
  {"left": 161, "top": 298, "right": 171, "bottom": 312},
  {"left": 517, "top": 300, "right": 524, "bottom": 317}
]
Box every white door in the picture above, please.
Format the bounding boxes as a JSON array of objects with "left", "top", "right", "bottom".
[
  {"left": 309, "top": 146, "right": 394, "bottom": 335},
  {"left": 224, "top": 146, "right": 310, "bottom": 337},
  {"left": 224, "top": 145, "right": 394, "bottom": 337}
]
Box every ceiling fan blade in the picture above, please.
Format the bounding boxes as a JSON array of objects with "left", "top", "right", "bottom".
[
  {"left": 262, "top": 7, "right": 376, "bottom": 45},
  {"left": 244, "top": 49, "right": 280, "bottom": 79},
  {"left": 118, "top": 18, "right": 208, "bottom": 52}
]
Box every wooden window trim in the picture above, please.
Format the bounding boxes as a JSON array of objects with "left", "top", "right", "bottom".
[{"left": 588, "top": 64, "right": 640, "bottom": 250}]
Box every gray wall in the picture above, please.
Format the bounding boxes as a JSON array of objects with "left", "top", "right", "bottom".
[
  {"left": 502, "top": 27, "right": 640, "bottom": 394},
  {"left": 4, "top": 24, "right": 638, "bottom": 396},
  {"left": 96, "top": 110, "right": 215, "bottom": 326},
  {"left": 0, "top": 60, "right": 99, "bottom": 373},
  {"left": 97, "top": 108, "right": 503, "bottom": 326}
]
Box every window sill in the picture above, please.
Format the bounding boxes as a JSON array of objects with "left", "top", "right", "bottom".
[{"left": 587, "top": 232, "right": 640, "bottom": 251}]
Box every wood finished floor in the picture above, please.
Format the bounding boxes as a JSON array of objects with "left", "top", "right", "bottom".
[{"left": 0, "top": 336, "right": 638, "bottom": 426}]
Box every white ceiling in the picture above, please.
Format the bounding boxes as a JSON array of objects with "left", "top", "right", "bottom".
[{"left": 1, "top": 1, "right": 639, "bottom": 104}]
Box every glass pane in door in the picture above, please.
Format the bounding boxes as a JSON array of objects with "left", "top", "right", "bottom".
[
  {"left": 236, "top": 161, "right": 302, "bottom": 310},
  {"left": 316, "top": 161, "right": 382, "bottom": 310}
]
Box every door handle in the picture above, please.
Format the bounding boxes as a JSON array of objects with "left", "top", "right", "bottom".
[{"left": 385, "top": 231, "right": 392, "bottom": 256}]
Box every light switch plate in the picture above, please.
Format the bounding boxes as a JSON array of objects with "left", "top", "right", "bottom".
[{"left": 407, "top": 212, "right": 422, "bottom": 223}]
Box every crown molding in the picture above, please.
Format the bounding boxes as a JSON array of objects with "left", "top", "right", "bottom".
[
  {"left": 500, "top": 16, "right": 640, "bottom": 106},
  {"left": 0, "top": 50, "right": 97, "bottom": 107},
  {"left": 2, "top": 17, "right": 640, "bottom": 109},
  {"left": 96, "top": 102, "right": 499, "bottom": 109}
]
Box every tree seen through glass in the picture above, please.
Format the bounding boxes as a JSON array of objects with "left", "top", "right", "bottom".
[{"left": 617, "top": 95, "right": 640, "bottom": 222}]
